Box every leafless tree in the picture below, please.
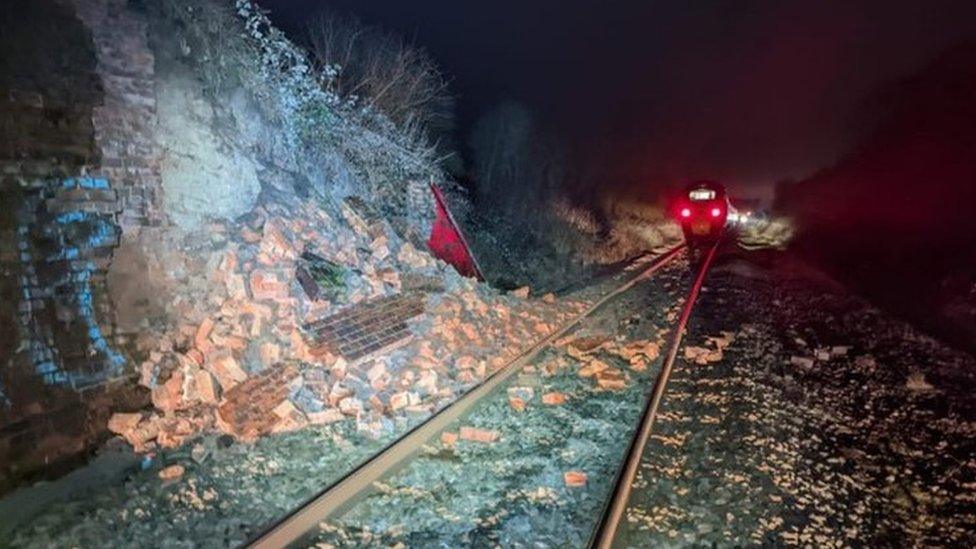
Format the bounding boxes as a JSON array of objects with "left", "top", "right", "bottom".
[{"left": 305, "top": 12, "right": 454, "bottom": 141}]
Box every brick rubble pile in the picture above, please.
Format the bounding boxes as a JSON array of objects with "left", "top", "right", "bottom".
[{"left": 108, "top": 195, "right": 591, "bottom": 451}]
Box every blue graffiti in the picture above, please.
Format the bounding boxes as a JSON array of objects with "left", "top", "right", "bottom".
[
  {"left": 55, "top": 211, "right": 89, "bottom": 224},
  {"left": 46, "top": 246, "right": 79, "bottom": 261},
  {"left": 18, "top": 177, "right": 128, "bottom": 388},
  {"left": 61, "top": 177, "right": 110, "bottom": 190},
  {"left": 87, "top": 222, "right": 117, "bottom": 248}
]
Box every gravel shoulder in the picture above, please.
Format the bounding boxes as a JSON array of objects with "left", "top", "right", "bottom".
[{"left": 615, "top": 249, "right": 976, "bottom": 547}]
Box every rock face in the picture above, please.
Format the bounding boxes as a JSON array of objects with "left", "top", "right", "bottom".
[{"left": 157, "top": 77, "right": 261, "bottom": 228}]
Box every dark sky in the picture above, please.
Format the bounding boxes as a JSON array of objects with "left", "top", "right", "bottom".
[{"left": 263, "top": 0, "right": 976, "bottom": 201}]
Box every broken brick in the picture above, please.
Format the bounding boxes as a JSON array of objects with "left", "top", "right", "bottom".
[
  {"left": 194, "top": 318, "right": 214, "bottom": 353},
  {"left": 107, "top": 413, "right": 142, "bottom": 435},
  {"left": 194, "top": 369, "right": 220, "bottom": 405},
  {"left": 206, "top": 351, "right": 247, "bottom": 391},
  {"left": 159, "top": 464, "right": 185, "bottom": 481},
  {"left": 459, "top": 426, "right": 499, "bottom": 443},
  {"left": 564, "top": 471, "right": 587, "bottom": 487},
  {"left": 441, "top": 431, "right": 459, "bottom": 447},
  {"left": 541, "top": 392, "right": 568, "bottom": 406},
  {"left": 307, "top": 408, "right": 344, "bottom": 425},
  {"left": 578, "top": 359, "right": 610, "bottom": 378}
]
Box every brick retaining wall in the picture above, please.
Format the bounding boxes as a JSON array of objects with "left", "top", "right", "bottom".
[
  {"left": 71, "top": 0, "right": 162, "bottom": 229},
  {"left": 0, "top": 0, "right": 161, "bottom": 492}
]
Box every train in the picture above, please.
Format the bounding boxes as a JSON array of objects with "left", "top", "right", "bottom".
[{"left": 672, "top": 180, "right": 736, "bottom": 247}]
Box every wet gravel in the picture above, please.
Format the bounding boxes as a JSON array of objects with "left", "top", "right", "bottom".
[
  {"left": 5, "top": 424, "right": 397, "bottom": 548},
  {"left": 615, "top": 250, "right": 976, "bottom": 547}
]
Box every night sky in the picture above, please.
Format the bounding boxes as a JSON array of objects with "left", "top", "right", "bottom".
[{"left": 262, "top": 0, "right": 976, "bottom": 201}]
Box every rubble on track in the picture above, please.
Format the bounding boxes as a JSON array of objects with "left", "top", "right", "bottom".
[
  {"left": 616, "top": 253, "right": 976, "bottom": 547},
  {"left": 305, "top": 258, "right": 691, "bottom": 547},
  {"left": 107, "top": 194, "right": 590, "bottom": 453},
  {"left": 8, "top": 192, "right": 652, "bottom": 547}
]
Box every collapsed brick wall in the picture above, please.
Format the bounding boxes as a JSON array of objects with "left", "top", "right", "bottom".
[
  {"left": 0, "top": 0, "right": 450, "bottom": 496},
  {"left": 0, "top": 0, "right": 161, "bottom": 492},
  {"left": 303, "top": 292, "right": 427, "bottom": 362}
]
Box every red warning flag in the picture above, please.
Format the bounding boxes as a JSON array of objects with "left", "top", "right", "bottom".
[{"left": 427, "top": 182, "right": 484, "bottom": 280}]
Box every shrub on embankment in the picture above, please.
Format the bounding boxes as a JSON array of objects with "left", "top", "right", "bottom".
[{"left": 461, "top": 102, "right": 680, "bottom": 291}]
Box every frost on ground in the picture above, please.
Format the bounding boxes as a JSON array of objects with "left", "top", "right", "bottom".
[{"left": 616, "top": 252, "right": 976, "bottom": 547}]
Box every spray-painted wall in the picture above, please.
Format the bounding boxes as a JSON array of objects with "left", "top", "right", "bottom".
[{"left": 0, "top": 0, "right": 161, "bottom": 492}]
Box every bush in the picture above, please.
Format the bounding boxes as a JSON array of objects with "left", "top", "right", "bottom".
[{"left": 462, "top": 101, "right": 681, "bottom": 289}]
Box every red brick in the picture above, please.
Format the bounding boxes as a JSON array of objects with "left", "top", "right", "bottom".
[
  {"left": 216, "top": 364, "right": 300, "bottom": 441},
  {"left": 542, "top": 392, "right": 568, "bottom": 406},
  {"left": 441, "top": 431, "right": 459, "bottom": 447},
  {"left": 564, "top": 471, "right": 587, "bottom": 487},
  {"left": 459, "top": 426, "right": 499, "bottom": 444}
]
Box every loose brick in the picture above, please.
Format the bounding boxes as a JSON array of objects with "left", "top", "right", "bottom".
[
  {"left": 441, "top": 431, "right": 459, "bottom": 447},
  {"left": 459, "top": 426, "right": 499, "bottom": 444},
  {"left": 564, "top": 471, "right": 587, "bottom": 487},
  {"left": 541, "top": 392, "right": 568, "bottom": 406}
]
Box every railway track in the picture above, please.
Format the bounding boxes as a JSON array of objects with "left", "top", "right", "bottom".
[
  {"left": 589, "top": 240, "right": 719, "bottom": 548},
  {"left": 248, "top": 241, "right": 714, "bottom": 548}
]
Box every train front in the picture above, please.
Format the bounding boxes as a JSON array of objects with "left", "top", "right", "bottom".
[{"left": 674, "top": 181, "right": 729, "bottom": 246}]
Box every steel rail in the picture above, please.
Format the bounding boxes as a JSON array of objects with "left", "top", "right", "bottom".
[
  {"left": 589, "top": 240, "right": 719, "bottom": 549},
  {"left": 248, "top": 243, "right": 687, "bottom": 549}
]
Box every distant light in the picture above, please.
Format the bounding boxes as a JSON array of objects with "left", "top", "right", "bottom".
[
  {"left": 711, "top": 207, "right": 721, "bottom": 217},
  {"left": 680, "top": 207, "right": 691, "bottom": 218}
]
